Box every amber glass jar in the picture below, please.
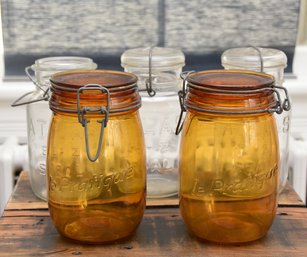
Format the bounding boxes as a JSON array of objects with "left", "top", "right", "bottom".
[
  {"left": 48, "top": 70, "right": 146, "bottom": 243},
  {"left": 179, "top": 70, "right": 281, "bottom": 244}
]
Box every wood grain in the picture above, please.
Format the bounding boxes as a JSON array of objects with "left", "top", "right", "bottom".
[
  {"left": 1, "top": 171, "right": 307, "bottom": 257},
  {"left": 1, "top": 208, "right": 307, "bottom": 257}
]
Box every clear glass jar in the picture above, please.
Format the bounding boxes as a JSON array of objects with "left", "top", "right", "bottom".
[
  {"left": 179, "top": 70, "right": 285, "bottom": 244},
  {"left": 121, "top": 47, "right": 185, "bottom": 198},
  {"left": 221, "top": 47, "right": 291, "bottom": 193},
  {"left": 48, "top": 70, "right": 146, "bottom": 244},
  {"left": 12, "top": 57, "right": 97, "bottom": 200}
]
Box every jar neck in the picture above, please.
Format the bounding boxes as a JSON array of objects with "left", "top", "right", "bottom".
[
  {"left": 182, "top": 70, "right": 283, "bottom": 115},
  {"left": 49, "top": 84, "right": 141, "bottom": 115},
  {"left": 175, "top": 70, "right": 288, "bottom": 135},
  {"left": 49, "top": 70, "right": 141, "bottom": 116},
  {"left": 185, "top": 84, "right": 278, "bottom": 115}
]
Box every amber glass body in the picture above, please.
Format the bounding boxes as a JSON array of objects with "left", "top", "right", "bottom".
[
  {"left": 47, "top": 70, "right": 146, "bottom": 244},
  {"left": 179, "top": 70, "right": 279, "bottom": 244}
]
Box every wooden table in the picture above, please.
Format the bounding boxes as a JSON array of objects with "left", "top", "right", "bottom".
[{"left": 1, "top": 171, "right": 306, "bottom": 257}]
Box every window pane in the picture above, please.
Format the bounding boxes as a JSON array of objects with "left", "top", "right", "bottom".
[{"left": 1, "top": 0, "right": 300, "bottom": 78}]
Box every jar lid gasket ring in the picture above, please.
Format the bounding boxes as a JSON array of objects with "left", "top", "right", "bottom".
[
  {"left": 49, "top": 102, "right": 142, "bottom": 114},
  {"left": 184, "top": 86, "right": 285, "bottom": 115},
  {"left": 184, "top": 102, "right": 282, "bottom": 115}
]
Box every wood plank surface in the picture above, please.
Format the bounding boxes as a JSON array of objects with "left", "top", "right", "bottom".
[
  {"left": 1, "top": 171, "right": 307, "bottom": 257},
  {"left": 1, "top": 207, "right": 307, "bottom": 257},
  {"left": 278, "top": 182, "right": 306, "bottom": 207}
]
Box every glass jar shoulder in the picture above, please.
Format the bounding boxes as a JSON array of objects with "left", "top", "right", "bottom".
[
  {"left": 180, "top": 111, "right": 278, "bottom": 158},
  {"left": 181, "top": 111, "right": 278, "bottom": 138},
  {"left": 48, "top": 111, "right": 145, "bottom": 152}
]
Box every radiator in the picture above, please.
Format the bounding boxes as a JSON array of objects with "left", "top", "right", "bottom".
[
  {"left": 289, "top": 133, "right": 307, "bottom": 204},
  {"left": 0, "top": 137, "right": 28, "bottom": 215}
]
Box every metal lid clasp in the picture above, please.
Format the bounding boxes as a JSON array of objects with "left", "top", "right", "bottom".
[{"left": 77, "top": 84, "right": 110, "bottom": 162}]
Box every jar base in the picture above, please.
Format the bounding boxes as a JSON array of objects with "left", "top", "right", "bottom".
[
  {"left": 48, "top": 193, "right": 145, "bottom": 244},
  {"left": 59, "top": 216, "right": 138, "bottom": 244},
  {"left": 30, "top": 186, "right": 47, "bottom": 201},
  {"left": 186, "top": 213, "right": 271, "bottom": 244},
  {"left": 180, "top": 193, "right": 276, "bottom": 244},
  {"left": 147, "top": 176, "right": 178, "bottom": 198}
]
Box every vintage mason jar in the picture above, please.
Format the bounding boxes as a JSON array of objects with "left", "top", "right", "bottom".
[
  {"left": 221, "top": 47, "right": 291, "bottom": 193},
  {"left": 12, "top": 56, "right": 97, "bottom": 200},
  {"left": 48, "top": 70, "right": 146, "bottom": 243},
  {"left": 121, "top": 47, "right": 185, "bottom": 198},
  {"left": 178, "top": 70, "right": 288, "bottom": 244}
]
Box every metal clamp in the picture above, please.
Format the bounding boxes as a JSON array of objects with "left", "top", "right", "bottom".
[
  {"left": 11, "top": 66, "right": 50, "bottom": 107},
  {"left": 175, "top": 79, "right": 290, "bottom": 133},
  {"left": 185, "top": 85, "right": 285, "bottom": 115},
  {"left": 11, "top": 90, "right": 49, "bottom": 107},
  {"left": 274, "top": 85, "right": 291, "bottom": 111},
  {"left": 77, "top": 84, "right": 110, "bottom": 162},
  {"left": 250, "top": 45, "right": 264, "bottom": 72},
  {"left": 175, "top": 71, "right": 194, "bottom": 135},
  {"left": 144, "top": 46, "right": 156, "bottom": 97}
]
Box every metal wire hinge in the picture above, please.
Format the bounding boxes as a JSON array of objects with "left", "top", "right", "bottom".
[
  {"left": 175, "top": 71, "right": 194, "bottom": 135},
  {"left": 77, "top": 84, "right": 110, "bottom": 162},
  {"left": 11, "top": 66, "right": 50, "bottom": 107},
  {"left": 144, "top": 46, "right": 156, "bottom": 97},
  {"left": 250, "top": 45, "right": 264, "bottom": 72},
  {"left": 274, "top": 85, "right": 291, "bottom": 112}
]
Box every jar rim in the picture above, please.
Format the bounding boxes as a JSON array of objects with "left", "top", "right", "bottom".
[
  {"left": 221, "top": 47, "right": 287, "bottom": 69},
  {"left": 33, "top": 56, "right": 97, "bottom": 71},
  {"left": 50, "top": 70, "right": 138, "bottom": 91},
  {"left": 121, "top": 47, "right": 185, "bottom": 68},
  {"left": 187, "top": 70, "right": 274, "bottom": 90}
]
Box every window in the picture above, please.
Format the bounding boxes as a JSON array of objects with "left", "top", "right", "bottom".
[
  {"left": 298, "top": 0, "right": 307, "bottom": 45},
  {"left": 1, "top": 0, "right": 301, "bottom": 79}
]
